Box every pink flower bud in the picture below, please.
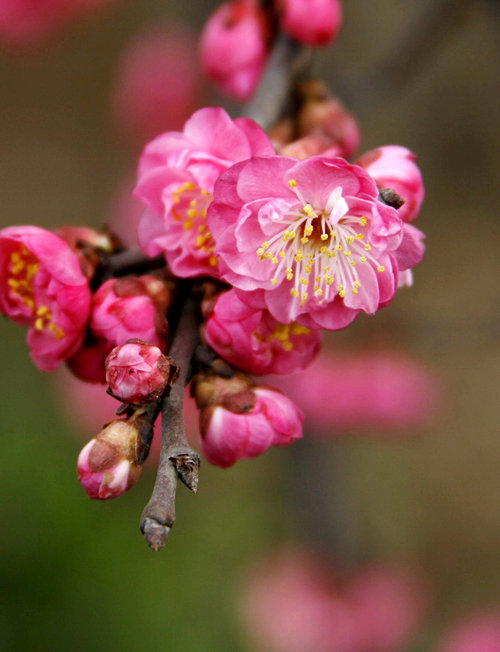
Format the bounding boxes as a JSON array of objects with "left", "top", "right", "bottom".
[
  {"left": 357, "top": 146, "right": 425, "bottom": 223},
  {"left": 105, "top": 339, "right": 176, "bottom": 404},
  {"left": 77, "top": 419, "right": 143, "bottom": 500},
  {"left": 278, "top": 0, "right": 342, "bottom": 47},
  {"left": 438, "top": 614, "right": 500, "bottom": 652},
  {"left": 90, "top": 275, "right": 169, "bottom": 349},
  {"left": 200, "top": 0, "right": 271, "bottom": 101},
  {"left": 0, "top": 225, "right": 91, "bottom": 371},
  {"left": 194, "top": 374, "right": 303, "bottom": 467},
  {"left": 203, "top": 289, "right": 321, "bottom": 375}
]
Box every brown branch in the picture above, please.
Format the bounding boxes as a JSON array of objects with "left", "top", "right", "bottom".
[
  {"left": 106, "top": 249, "right": 165, "bottom": 277},
  {"left": 245, "top": 33, "right": 307, "bottom": 129},
  {"left": 140, "top": 297, "right": 200, "bottom": 551}
]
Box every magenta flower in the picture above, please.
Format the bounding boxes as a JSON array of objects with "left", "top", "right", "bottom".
[
  {"left": 77, "top": 419, "right": 142, "bottom": 500},
  {"left": 90, "top": 276, "right": 168, "bottom": 349},
  {"left": 438, "top": 613, "right": 500, "bottom": 652},
  {"left": 204, "top": 289, "right": 321, "bottom": 375},
  {"left": 0, "top": 226, "right": 91, "bottom": 371},
  {"left": 200, "top": 0, "right": 270, "bottom": 101},
  {"left": 134, "top": 107, "right": 274, "bottom": 278},
  {"left": 209, "top": 155, "right": 424, "bottom": 330},
  {"left": 0, "top": 0, "right": 115, "bottom": 49},
  {"left": 105, "top": 339, "right": 175, "bottom": 404},
  {"left": 277, "top": 0, "right": 342, "bottom": 47},
  {"left": 199, "top": 385, "right": 303, "bottom": 468}
]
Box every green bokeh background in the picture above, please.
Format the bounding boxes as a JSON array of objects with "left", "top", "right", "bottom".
[{"left": 1, "top": 1, "right": 499, "bottom": 650}]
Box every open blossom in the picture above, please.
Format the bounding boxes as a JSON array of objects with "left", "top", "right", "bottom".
[
  {"left": 200, "top": 0, "right": 270, "bottom": 101},
  {"left": 134, "top": 107, "right": 274, "bottom": 278},
  {"left": 105, "top": 339, "right": 176, "bottom": 404},
  {"left": 277, "top": 0, "right": 342, "bottom": 47},
  {"left": 208, "top": 155, "right": 424, "bottom": 330},
  {"left": 0, "top": 226, "right": 91, "bottom": 371},
  {"left": 77, "top": 419, "right": 142, "bottom": 500},
  {"left": 204, "top": 289, "right": 321, "bottom": 375},
  {"left": 90, "top": 275, "right": 169, "bottom": 349}
]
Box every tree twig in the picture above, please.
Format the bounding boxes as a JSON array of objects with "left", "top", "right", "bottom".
[
  {"left": 245, "top": 32, "right": 307, "bottom": 129},
  {"left": 140, "top": 297, "right": 201, "bottom": 551}
]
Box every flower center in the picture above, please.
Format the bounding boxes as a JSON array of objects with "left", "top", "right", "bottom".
[
  {"left": 7, "top": 244, "right": 65, "bottom": 339},
  {"left": 256, "top": 182, "right": 386, "bottom": 307},
  {"left": 171, "top": 181, "right": 218, "bottom": 267}
]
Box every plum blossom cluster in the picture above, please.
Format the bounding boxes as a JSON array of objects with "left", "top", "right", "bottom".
[
  {"left": 0, "top": 100, "right": 425, "bottom": 502},
  {"left": 0, "top": 0, "right": 427, "bottom": 550}
]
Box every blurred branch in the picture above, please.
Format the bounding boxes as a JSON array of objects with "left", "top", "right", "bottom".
[
  {"left": 245, "top": 33, "right": 308, "bottom": 129},
  {"left": 140, "top": 297, "right": 200, "bottom": 552}
]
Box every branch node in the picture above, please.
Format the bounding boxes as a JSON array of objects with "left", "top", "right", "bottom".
[
  {"left": 141, "top": 517, "right": 172, "bottom": 552},
  {"left": 171, "top": 452, "right": 201, "bottom": 493}
]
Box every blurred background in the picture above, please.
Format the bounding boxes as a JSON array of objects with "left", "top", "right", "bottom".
[{"left": 1, "top": 0, "right": 499, "bottom": 650}]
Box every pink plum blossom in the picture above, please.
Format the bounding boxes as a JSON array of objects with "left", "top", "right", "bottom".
[
  {"left": 277, "top": 0, "right": 342, "bottom": 46},
  {"left": 77, "top": 419, "right": 142, "bottom": 500},
  {"left": 271, "top": 349, "right": 440, "bottom": 433},
  {"left": 111, "top": 24, "right": 201, "bottom": 147},
  {"left": 357, "top": 146, "right": 425, "bottom": 224},
  {"left": 208, "top": 155, "right": 424, "bottom": 330},
  {"left": 90, "top": 275, "right": 169, "bottom": 349},
  {"left": 438, "top": 613, "right": 500, "bottom": 652},
  {"left": 105, "top": 339, "right": 175, "bottom": 404},
  {"left": 134, "top": 107, "right": 274, "bottom": 277},
  {"left": 0, "top": 0, "right": 116, "bottom": 49},
  {"left": 193, "top": 374, "right": 303, "bottom": 467},
  {"left": 241, "top": 550, "right": 428, "bottom": 652},
  {"left": 200, "top": 0, "right": 271, "bottom": 101},
  {"left": 0, "top": 226, "right": 91, "bottom": 371},
  {"left": 203, "top": 289, "right": 321, "bottom": 375}
]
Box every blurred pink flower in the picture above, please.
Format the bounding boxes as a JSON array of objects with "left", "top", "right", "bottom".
[
  {"left": 277, "top": 0, "right": 342, "bottom": 47},
  {"left": 438, "top": 613, "right": 500, "bottom": 652},
  {"left": 200, "top": 0, "right": 271, "bottom": 101},
  {"left": 0, "top": 225, "right": 90, "bottom": 371},
  {"left": 0, "top": 0, "right": 116, "bottom": 49},
  {"left": 241, "top": 550, "right": 428, "bottom": 652},
  {"left": 203, "top": 289, "right": 321, "bottom": 375},
  {"left": 111, "top": 24, "right": 202, "bottom": 147},
  {"left": 270, "top": 349, "right": 440, "bottom": 433}
]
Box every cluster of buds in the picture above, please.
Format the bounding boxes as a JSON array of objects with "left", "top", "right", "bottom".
[{"left": 200, "top": 0, "right": 343, "bottom": 100}]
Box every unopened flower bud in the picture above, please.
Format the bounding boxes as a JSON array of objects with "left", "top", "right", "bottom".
[
  {"left": 200, "top": 0, "right": 271, "bottom": 101},
  {"left": 90, "top": 275, "right": 170, "bottom": 349},
  {"left": 192, "top": 373, "right": 303, "bottom": 467},
  {"left": 105, "top": 339, "right": 177, "bottom": 404},
  {"left": 77, "top": 419, "right": 143, "bottom": 500},
  {"left": 278, "top": 0, "right": 342, "bottom": 47}
]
